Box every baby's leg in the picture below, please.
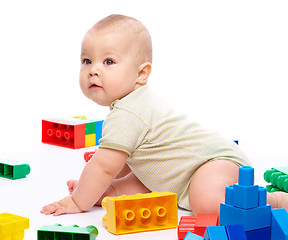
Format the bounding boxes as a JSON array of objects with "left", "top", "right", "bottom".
[
  {"left": 188, "top": 160, "right": 239, "bottom": 215},
  {"left": 95, "top": 172, "right": 151, "bottom": 205},
  {"left": 67, "top": 173, "right": 151, "bottom": 206}
]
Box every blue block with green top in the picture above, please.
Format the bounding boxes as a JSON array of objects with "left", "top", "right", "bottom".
[
  {"left": 0, "top": 159, "right": 31, "bottom": 180},
  {"left": 37, "top": 224, "right": 98, "bottom": 240}
]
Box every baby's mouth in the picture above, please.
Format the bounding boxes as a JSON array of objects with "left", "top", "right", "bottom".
[{"left": 89, "top": 83, "right": 101, "bottom": 88}]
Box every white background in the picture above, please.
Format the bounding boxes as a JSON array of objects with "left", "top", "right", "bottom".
[{"left": 0, "top": 1, "right": 288, "bottom": 239}]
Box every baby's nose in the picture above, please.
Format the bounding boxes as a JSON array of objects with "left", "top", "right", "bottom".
[{"left": 89, "top": 64, "right": 100, "bottom": 76}]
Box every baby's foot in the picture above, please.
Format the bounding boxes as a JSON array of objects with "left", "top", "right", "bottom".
[
  {"left": 276, "top": 191, "right": 288, "bottom": 211},
  {"left": 67, "top": 180, "right": 79, "bottom": 195}
]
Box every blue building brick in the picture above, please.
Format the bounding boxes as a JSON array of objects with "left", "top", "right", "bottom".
[
  {"left": 203, "top": 226, "right": 228, "bottom": 240},
  {"left": 233, "top": 184, "right": 259, "bottom": 209},
  {"left": 246, "top": 227, "right": 270, "bottom": 240},
  {"left": 184, "top": 231, "right": 204, "bottom": 240},
  {"left": 95, "top": 120, "right": 104, "bottom": 145},
  {"left": 271, "top": 208, "right": 288, "bottom": 240},
  {"left": 225, "top": 225, "right": 247, "bottom": 240},
  {"left": 220, "top": 203, "right": 271, "bottom": 231},
  {"left": 238, "top": 166, "right": 254, "bottom": 186}
]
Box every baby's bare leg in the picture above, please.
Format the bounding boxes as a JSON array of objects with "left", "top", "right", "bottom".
[
  {"left": 188, "top": 160, "right": 239, "bottom": 215},
  {"left": 68, "top": 173, "right": 151, "bottom": 206},
  {"left": 94, "top": 172, "right": 151, "bottom": 205}
]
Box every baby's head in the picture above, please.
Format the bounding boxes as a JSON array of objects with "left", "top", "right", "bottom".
[
  {"left": 79, "top": 14, "right": 152, "bottom": 106},
  {"left": 93, "top": 15, "right": 153, "bottom": 64}
]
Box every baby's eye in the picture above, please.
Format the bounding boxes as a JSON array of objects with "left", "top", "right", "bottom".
[
  {"left": 82, "top": 58, "right": 92, "bottom": 64},
  {"left": 104, "top": 58, "right": 115, "bottom": 65}
]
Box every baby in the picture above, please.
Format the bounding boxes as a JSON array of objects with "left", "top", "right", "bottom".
[{"left": 41, "top": 14, "right": 288, "bottom": 216}]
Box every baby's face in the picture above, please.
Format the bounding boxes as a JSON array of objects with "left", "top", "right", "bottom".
[{"left": 79, "top": 27, "right": 140, "bottom": 106}]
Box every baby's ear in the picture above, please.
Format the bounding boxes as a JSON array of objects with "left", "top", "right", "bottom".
[{"left": 137, "top": 62, "right": 152, "bottom": 85}]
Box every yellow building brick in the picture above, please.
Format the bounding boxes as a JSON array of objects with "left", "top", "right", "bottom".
[
  {"left": 0, "top": 213, "right": 29, "bottom": 240},
  {"left": 102, "top": 192, "right": 178, "bottom": 235},
  {"left": 85, "top": 133, "right": 96, "bottom": 147}
]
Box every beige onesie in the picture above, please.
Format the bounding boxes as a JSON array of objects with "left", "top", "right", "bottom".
[{"left": 99, "top": 86, "right": 251, "bottom": 210}]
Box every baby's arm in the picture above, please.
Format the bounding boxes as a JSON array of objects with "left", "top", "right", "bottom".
[{"left": 41, "top": 148, "right": 128, "bottom": 216}]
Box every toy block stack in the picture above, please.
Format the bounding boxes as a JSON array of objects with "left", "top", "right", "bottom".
[
  {"left": 42, "top": 116, "right": 103, "bottom": 149},
  {"left": 0, "top": 213, "right": 29, "bottom": 240},
  {"left": 101, "top": 191, "right": 178, "bottom": 234},
  {"left": 264, "top": 167, "right": 288, "bottom": 193},
  {"left": 220, "top": 166, "right": 271, "bottom": 239},
  {"left": 38, "top": 224, "right": 98, "bottom": 240},
  {"left": 0, "top": 159, "right": 30, "bottom": 180},
  {"left": 181, "top": 166, "right": 288, "bottom": 240}
]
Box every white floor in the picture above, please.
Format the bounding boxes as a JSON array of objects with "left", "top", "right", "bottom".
[
  {"left": 1, "top": 138, "right": 287, "bottom": 240},
  {"left": 1, "top": 143, "right": 192, "bottom": 240}
]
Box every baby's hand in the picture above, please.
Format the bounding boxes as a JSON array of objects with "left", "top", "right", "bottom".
[{"left": 41, "top": 196, "right": 83, "bottom": 216}]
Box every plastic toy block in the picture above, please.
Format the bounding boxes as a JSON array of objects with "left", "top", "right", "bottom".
[
  {"left": 266, "top": 184, "right": 281, "bottom": 193},
  {"left": 38, "top": 224, "right": 98, "bottom": 240},
  {"left": 264, "top": 167, "right": 288, "bottom": 193},
  {"left": 233, "top": 184, "right": 259, "bottom": 209},
  {"left": 184, "top": 232, "right": 204, "bottom": 240},
  {"left": 220, "top": 203, "right": 271, "bottom": 231},
  {"left": 225, "top": 225, "right": 247, "bottom": 240},
  {"left": 258, "top": 186, "right": 267, "bottom": 206},
  {"left": 194, "top": 214, "right": 219, "bottom": 236},
  {"left": 203, "top": 226, "right": 228, "bottom": 240},
  {"left": 84, "top": 150, "right": 97, "bottom": 162},
  {"left": 0, "top": 213, "right": 29, "bottom": 240},
  {"left": 95, "top": 120, "right": 104, "bottom": 145},
  {"left": 85, "top": 122, "right": 96, "bottom": 135},
  {"left": 238, "top": 166, "right": 254, "bottom": 186},
  {"left": 85, "top": 134, "right": 96, "bottom": 147},
  {"left": 0, "top": 159, "right": 30, "bottom": 180},
  {"left": 245, "top": 227, "right": 270, "bottom": 240},
  {"left": 271, "top": 208, "right": 288, "bottom": 240},
  {"left": 102, "top": 191, "right": 178, "bottom": 235},
  {"left": 224, "top": 167, "right": 266, "bottom": 210},
  {"left": 178, "top": 214, "right": 218, "bottom": 239},
  {"left": 42, "top": 117, "right": 103, "bottom": 149},
  {"left": 178, "top": 216, "right": 196, "bottom": 240},
  {"left": 67, "top": 118, "right": 103, "bottom": 137},
  {"left": 42, "top": 119, "right": 85, "bottom": 149}
]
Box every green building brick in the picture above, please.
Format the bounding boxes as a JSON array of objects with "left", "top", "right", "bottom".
[
  {"left": 264, "top": 167, "right": 288, "bottom": 193},
  {"left": 38, "top": 224, "right": 98, "bottom": 240},
  {"left": 85, "top": 122, "right": 96, "bottom": 135},
  {"left": 0, "top": 159, "right": 31, "bottom": 180}
]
